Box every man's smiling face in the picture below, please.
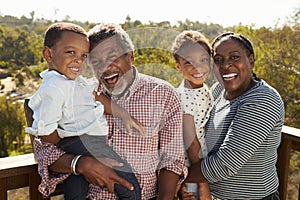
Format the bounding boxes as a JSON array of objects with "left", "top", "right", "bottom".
[{"left": 89, "top": 37, "right": 135, "bottom": 96}]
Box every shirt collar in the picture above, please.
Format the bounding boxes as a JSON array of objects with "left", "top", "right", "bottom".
[
  {"left": 40, "top": 69, "right": 98, "bottom": 87},
  {"left": 40, "top": 69, "right": 68, "bottom": 80},
  {"left": 177, "top": 80, "right": 209, "bottom": 93}
]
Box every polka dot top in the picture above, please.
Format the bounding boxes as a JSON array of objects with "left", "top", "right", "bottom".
[{"left": 177, "top": 80, "right": 213, "bottom": 158}]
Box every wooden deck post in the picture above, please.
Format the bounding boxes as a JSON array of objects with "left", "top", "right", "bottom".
[{"left": 277, "top": 134, "right": 292, "bottom": 199}]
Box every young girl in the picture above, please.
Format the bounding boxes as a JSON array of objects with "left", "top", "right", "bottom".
[{"left": 171, "top": 30, "right": 213, "bottom": 200}]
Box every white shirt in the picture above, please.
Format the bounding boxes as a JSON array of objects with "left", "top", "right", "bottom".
[{"left": 25, "top": 70, "right": 108, "bottom": 138}]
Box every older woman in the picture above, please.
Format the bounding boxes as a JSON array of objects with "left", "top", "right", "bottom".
[{"left": 186, "top": 32, "right": 284, "bottom": 199}]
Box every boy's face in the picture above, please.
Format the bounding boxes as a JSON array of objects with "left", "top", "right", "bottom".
[
  {"left": 176, "top": 43, "right": 211, "bottom": 89},
  {"left": 43, "top": 31, "right": 90, "bottom": 80}
]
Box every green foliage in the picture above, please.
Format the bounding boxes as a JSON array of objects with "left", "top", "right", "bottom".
[
  {"left": 0, "top": 25, "right": 43, "bottom": 73},
  {"left": 134, "top": 48, "right": 182, "bottom": 87},
  {"left": 0, "top": 96, "right": 27, "bottom": 157},
  {"left": 0, "top": 12, "right": 299, "bottom": 197},
  {"left": 235, "top": 25, "right": 300, "bottom": 128},
  {"left": 0, "top": 13, "right": 299, "bottom": 129},
  {"left": 20, "top": 62, "right": 48, "bottom": 82}
]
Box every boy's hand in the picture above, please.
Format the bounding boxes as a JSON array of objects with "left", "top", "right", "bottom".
[
  {"left": 93, "top": 89, "right": 145, "bottom": 135},
  {"left": 123, "top": 115, "right": 145, "bottom": 136},
  {"left": 40, "top": 130, "right": 61, "bottom": 144}
]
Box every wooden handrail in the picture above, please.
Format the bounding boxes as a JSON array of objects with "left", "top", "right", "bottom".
[
  {"left": 0, "top": 153, "right": 41, "bottom": 200},
  {"left": 0, "top": 125, "right": 299, "bottom": 199},
  {"left": 277, "top": 125, "right": 300, "bottom": 200},
  {"left": 0, "top": 153, "right": 63, "bottom": 199},
  {"left": 0, "top": 99, "right": 63, "bottom": 199}
]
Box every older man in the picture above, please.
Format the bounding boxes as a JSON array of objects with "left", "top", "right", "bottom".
[{"left": 34, "top": 23, "right": 187, "bottom": 200}]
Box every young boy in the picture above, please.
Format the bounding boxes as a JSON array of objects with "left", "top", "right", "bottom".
[
  {"left": 25, "top": 22, "right": 142, "bottom": 200},
  {"left": 171, "top": 30, "right": 213, "bottom": 200}
]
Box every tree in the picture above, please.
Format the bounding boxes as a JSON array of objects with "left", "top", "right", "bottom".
[
  {"left": 235, "top": 25, "right": 300, "bottom": 128},
  {"left": 30, "top": 11, "right": 35, "bottom": 22},
  {"left": 0, "top": 96, "right": 26, "bottom": 157}
]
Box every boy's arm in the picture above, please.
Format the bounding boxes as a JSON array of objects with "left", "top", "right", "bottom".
[
  {"left": 183, "top": 114, "right": 202, "bottom": 164},
  {"left": 40, "top": 130, "right": 61, "bottom": 144},
  {"left": 95, "top": 92, "right": 127, "bottom": 117},
  {"left": 95, "top": 92, "right": 145, "bottom": 135}
]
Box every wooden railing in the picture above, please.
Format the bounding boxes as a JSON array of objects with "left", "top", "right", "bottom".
[
  {"left": 277, "top": 125, "right": 300, "bottom": 200},
  {"left": 0, "top": 154, "right": 63, "bottom": 200},
  {"left": 0, "top": 125, "right": 299, "bottom": 199}
]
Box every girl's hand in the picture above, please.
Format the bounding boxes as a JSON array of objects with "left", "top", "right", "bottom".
[{"left": 177, "top": 183, "right": 197, "bottom": 200}]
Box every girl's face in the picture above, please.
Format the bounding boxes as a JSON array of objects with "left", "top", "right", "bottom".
[
  {"left": 176, "top": 43, "right": 211, "bottom": 89},
  {"left": 213, "top": 38, "right": 255, "bottom": 100},
  {"left": 43, "top": 31, "right": 90, "bottom": 80}
]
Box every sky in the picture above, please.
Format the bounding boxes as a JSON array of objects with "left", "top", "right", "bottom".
[{"left": 0, "top": 0, "right": 299, "bottom": 28}]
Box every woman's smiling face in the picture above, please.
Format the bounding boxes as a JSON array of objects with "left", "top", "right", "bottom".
[{"left": 213, "top": 38, "right": 255, "bottom": 100}]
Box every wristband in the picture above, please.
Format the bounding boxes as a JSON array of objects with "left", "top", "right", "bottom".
[{"left": 70, "top": 155, "right": 82, "bottom": 175}]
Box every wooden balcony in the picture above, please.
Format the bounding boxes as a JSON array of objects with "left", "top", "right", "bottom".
[
  {"left": 277, "top": 125, "right": 300, "bottom": 200},
  {"left": 0, "top": 125, "right": 299, "bottom": 199}
]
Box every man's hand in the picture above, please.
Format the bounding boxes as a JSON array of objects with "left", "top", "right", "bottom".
[{"left": 76, "top": 156, "right": 134, "bottom": 193}]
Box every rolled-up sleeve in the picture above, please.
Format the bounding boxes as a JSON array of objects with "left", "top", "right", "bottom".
[
  {"left": 26, "top": 85, "right": 65, "bottom": 136},
  {"left": 158, "top": 89, "right": 187, "bottom": 181}
]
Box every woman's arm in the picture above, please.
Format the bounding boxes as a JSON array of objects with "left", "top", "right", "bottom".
[
  {"left": 157, "top": 169, "right": 180, "bottom": 200},
  {"left": 201, "top": 88, "right": 284, "bottom": 183}
]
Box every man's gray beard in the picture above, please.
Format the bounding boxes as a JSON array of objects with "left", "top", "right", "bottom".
[
  {"left": 102, "top": 80, "right": 128, "bottom": 96},
  {"left": 101, "top": 68, "right": 135, "bottom": 97}
]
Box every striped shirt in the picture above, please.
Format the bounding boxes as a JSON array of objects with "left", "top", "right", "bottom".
[
  {"left": 202, "top": 80, "right": 284, "bottom": 199},
  {"left": 34, "top": 68, "right": 187, "bottom": 200}
]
